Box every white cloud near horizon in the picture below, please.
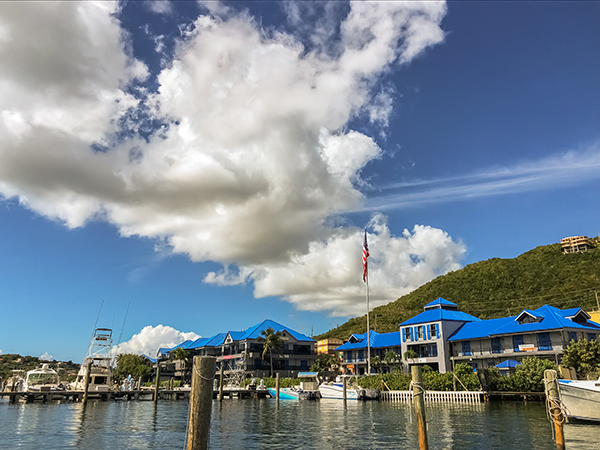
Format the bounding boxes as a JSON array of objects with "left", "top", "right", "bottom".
[
  {"left": 115, "top": 325, "right": 200, "bottom": 357},
  {"left": 40, "top": 352, "right": 54, "bottom": 361},
  {"left": 365, "top": 144, "right": 600, "bottom": 211},
  {"left": 0, "top": 1, "right": 461, "bottom": 316}
]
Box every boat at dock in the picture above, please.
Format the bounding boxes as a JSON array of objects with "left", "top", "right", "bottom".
[
  {"left": 71, "top": 328, "right": 114, "bottom": 393},
  {"left": 268, "top": 387, "right": 301, "bottom": 400},
  {"left": 558, "top": 377, "right": 600, "bottom": 422},
  {"left": 24, "top": 364, "right": 62, "bottom": 392}
]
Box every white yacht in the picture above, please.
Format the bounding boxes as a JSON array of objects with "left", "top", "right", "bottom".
[
  {"left": 72, "top": 328, "right": 114, "bottom": 392},
  {"left": 558, "top": 377, "right": 600, "bottom": 422},
  {"left": 318, "top": 376, "right": 362, "bottom": 400},
  {"left": 24, "top": 364, "right": 61, "bottom": 391}
]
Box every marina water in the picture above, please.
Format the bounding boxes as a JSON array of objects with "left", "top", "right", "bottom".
[{"left": 1, "top": 399, "right": 598, "bottom": 449}]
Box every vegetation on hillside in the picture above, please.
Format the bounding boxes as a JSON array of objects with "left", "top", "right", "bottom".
[
  {"left": 0, "top": 354, "right": 80, "bottom": 383},
  {"left": 317, "top": 241, "right": 600, "bottom": 341}
]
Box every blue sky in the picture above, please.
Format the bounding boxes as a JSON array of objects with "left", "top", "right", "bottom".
[{"left": 0, "top": 1, "right": 598, "bottom": 363}]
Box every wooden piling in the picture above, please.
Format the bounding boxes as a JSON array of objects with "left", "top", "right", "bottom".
[
  {"left": 412, "top": 366, "right": 429, "bottom": 450},
  {"left": 343, "top": 376, "right": 347, "bottom": 402},
  {"left": 544, "top": 370, "right": 566, "bottom": 450},
  {"left": 218, "top": 365, "right": 224, "bottom": 401},
  {"left": 275, "top": 373, "right": 280, "bottom": 400},
  {"left": 82, "top": 361, "right": 92, "bottom": 406},
  {"left": 186, "top": 356, "right": 216, "bottom": 450},
  {"left": 154, "top": 365, "right": 161, "bottom": 405}
]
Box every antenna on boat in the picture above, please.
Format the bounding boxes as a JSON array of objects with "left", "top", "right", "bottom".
[
  {"left": 116, "top": 302, "right": 131, "bottom": 356},
  {"left": 92, "top": 299, "right": 104, "bottom": 332}
]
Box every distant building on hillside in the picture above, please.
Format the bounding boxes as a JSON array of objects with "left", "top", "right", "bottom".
[
  {"left": 316, "top": 338, "right": 344, "bottom": 355},
  {"left": 561, "top": 236, "right": 595, "bottom": 254}
]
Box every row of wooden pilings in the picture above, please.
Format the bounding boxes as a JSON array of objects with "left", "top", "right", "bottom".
[{"left": 166, "top": 358, "right": 568, "bottom": 450}]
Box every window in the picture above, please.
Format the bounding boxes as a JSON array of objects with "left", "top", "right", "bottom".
[
  {"left": 588, "top": 333, "right": 597, "bottom": 341},
  {"left": 491, "top": 337, "right": 502, "bottom": 354},
  {"left": 429, "top": 324, "right": 437, "bottom": 339},
  {"left": 568, "top": 332, "right": 578, "bottom": 343},
  {"left": 513, "top": 335, "right": 524, "bottom": 351},
  {"left": 430, "top": 343, "right": 438, "bottom": 357},
  {"left": 538, "top": 333, "right": 552, "bottom": 351},
  {"left": 346, "top": 351, "right": 352, "bottom": 362},
  {"left": 417, "top": 327, "right": 424, "bottom": 340},
  {"left": 358, "top": 350, "right": 364, "bottom": 361},
  {"left": 403, "top": 328, "right": 411, "bottom": 342},
  {"left": 462, "top": 341, "right": 471, "bottom": 356}
]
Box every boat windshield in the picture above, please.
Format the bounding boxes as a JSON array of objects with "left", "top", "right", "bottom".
[{"left": 28, "top": 373, "right": 59, "bottom": 385}]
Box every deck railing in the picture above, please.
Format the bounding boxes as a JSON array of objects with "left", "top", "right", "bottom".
[{"left": 380, "top": 390, "right": 482, "bottom": 403}]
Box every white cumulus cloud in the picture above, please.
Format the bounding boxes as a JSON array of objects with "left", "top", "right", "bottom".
[
  {"left": 40, "top": 352, "right": 54, "bottom": 361},
  {"left": 0, "top": 2, "right": 451, "bottom": 316},
  {"left": 115, "top": 325, "right": 200, "bottom": 357}
]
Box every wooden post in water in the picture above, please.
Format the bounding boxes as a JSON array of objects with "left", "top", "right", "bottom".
[
  {"left": 154, "top": 364, "right": 161, "bottom": 405},
  {"left": 82, "top": 361, "right": 92, "bottom": 407},
  {"left": 412, "top": 366, "right": 429, "bottom": 450},
  {"left": 275, "top": 373, "right": 280, "bottom": 400},
  {"left": 186, "top": 356, "right": 216, "bottom": 450},
  {"left": 343, "top": 376, "right": 347, "bottom": 402},
  {"left": 544, "top": 370, "right": 566, "bottom": 450},
  {"left": 218, "top": 365, "right": 224, "bottom": 401}
]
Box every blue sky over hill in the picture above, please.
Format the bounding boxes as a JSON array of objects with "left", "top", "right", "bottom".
[{"left": 0, "top": 1, "right": 598, "bottom": 362}]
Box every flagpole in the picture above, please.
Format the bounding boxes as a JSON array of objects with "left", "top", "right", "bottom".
[{"left": 366, "top": 270, "right": 371, "bottom": 375}]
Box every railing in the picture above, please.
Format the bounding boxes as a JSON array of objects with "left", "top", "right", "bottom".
[{"left": 380, "top": 390, "right": 482, "bottom": 403}]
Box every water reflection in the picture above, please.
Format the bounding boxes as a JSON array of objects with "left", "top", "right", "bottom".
[{"left": 1, "top": 398, "right": 599, "bottom": 449}]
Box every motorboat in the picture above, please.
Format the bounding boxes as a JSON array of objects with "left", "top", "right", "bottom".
[
  {"left": 71, "top": 328, "right": 114, "bottom": 392},
  {"left": 268, "top": 387, "right": 301, "bottom": 400},
  {"left": 558, "top": 377, "right": 600, "bottom": 422},
  {"left": 24, "top": 364, "right": 62, "bottom": 391},
  {"left": 318, "top": 376, "right": 362, "bottom": 400}
]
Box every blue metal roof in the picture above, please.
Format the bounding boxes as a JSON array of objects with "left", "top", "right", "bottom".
[
  {"left": 424, "top": 298, "right": 458, "bottom": 309},
  {"left": 335, "top": 330, "right": 401, "bottom": 351},
  {"left": 448, "top": 305, "right": 600, "bottom": 341},
  {"left": 399, "top": 308, "right": 481, "bottom": 326},
  {"left": 495, "top": 359, "right": 520, "bottom": 369},
  {"left": 238, "top": 319, "right": 314, "bottom": 342},
  {"left": 185, "top": 332, "right": 229, "bottom": 349}
]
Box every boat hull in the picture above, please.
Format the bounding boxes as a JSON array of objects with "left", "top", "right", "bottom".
[
  {"left": 268, "top": 387, "right": 300, "bottom": 400},
  {"left": 558, "top": 380, "right": 600, "bottom": 422},
  {"left": 318, "top": 383, "right": 360, "bottom": 400}
]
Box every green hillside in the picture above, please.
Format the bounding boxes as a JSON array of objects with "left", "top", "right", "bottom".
[
  {"left": 0, "top": 354, "right": 80, "bottom": 383},
  {"left": 316, "top": 239, "right": 600, "bottom": 341}
]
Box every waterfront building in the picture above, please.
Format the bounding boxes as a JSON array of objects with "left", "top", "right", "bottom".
[
  {"left": 336, "top": 330, "right": 402, "bottom": 375},
  {"left": 183, "top": 319, "right": 317, "bottom": 379},
  {"left": 447, "top": 304, "right": 600, "bottom": 370},
  {"left": 398, "top": 298, "right": 481, "bottom": 373}
]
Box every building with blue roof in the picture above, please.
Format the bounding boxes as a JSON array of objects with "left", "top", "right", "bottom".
[
  {"left": 162, "top": 319, "right": 317, "bottom": 380},
  {"left": 398, "top": 298, "right": 481, "bottom": 373},
  {"left": 335, "top": 330, "right": 402, "bottom": 375},
  {"left": 447, "top": 304, "right": 600, "bottom": 371}
]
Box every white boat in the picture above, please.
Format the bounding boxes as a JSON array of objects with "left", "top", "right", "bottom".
[
  {"left": 24, "top": 364, "right": 61, "bottom": 391},
  {"left": 318, "top": 376, "right": 362, "bottom": 400},
  {"left": 558, "top": 377, "right": 600, "bottom": 422},
  {"left": 72, "top": 328, "right": 114, "bottom": 392}
]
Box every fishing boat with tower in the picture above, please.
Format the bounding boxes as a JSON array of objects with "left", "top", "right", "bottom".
[{"left": 71, "top": 328, "right": 114, "bottom": 393}]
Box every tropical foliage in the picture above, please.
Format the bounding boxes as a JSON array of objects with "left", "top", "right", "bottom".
[
  {"left": 113, "top": 353, "right": 153, "bottom": 381},
  {"left": 316, "top": 242, "right": 600, "bottom": 340},
  {"left": 310, "top": 353, "right": 339, "bottom": 374},
  {"left": 561, "top": 338, "right": 600, "bottom": 379},
  {"left": 257, "top": 327, "right": 285, "bottom": 377}
]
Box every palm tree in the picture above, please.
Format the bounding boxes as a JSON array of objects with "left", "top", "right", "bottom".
[
  {"left": 170, "top": 347, "right": 189, "bottom": 383},
  {"left": 384, "top": 350, "right": 397, "bottom": 371},
  {"left": 257, "top": 327, "right": 284, "bottom": 377},
  {"left": 371, "top": 355, "right": 382, "bottom": 374}
]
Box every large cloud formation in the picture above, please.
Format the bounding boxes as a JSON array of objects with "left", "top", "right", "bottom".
[
  {"left": 115, "top": 325, "right": 200, "bottom": 357},
  {"left": 0, "top": 1, "right": 458, "bottom": 316}
]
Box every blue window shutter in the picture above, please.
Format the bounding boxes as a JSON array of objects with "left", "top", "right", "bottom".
[
  {"left": 410, "top": 328, "right": 414, "bottom": 341},
  {"left": 435, "top": 324, "right": 440, "bottom": 338},
  {"left": 402, "top": 329, "right": 406, "bottom": 342},
  {"left": 426, "top": 325, "right": 431, "bottom": 340}
]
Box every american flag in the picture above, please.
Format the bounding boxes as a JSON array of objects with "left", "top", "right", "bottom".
[{"left": 362, "top": 229, "right": 369, "bottom": 283}]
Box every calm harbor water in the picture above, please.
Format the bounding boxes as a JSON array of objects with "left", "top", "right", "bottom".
[{"left": 1, "top": 398, "right": 598, "bottom": 450}]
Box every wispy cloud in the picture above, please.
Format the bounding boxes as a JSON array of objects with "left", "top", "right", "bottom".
[{"left": 363, "top": 144, "right": 600, "bottom": 211}]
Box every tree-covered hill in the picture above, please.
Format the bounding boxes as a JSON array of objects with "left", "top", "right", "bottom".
[
  {"left": 316, "top": 239, "right": 600, "bottom": 341},
  {"left": 0, "top": 354, "right": 80, "bottom": 383}
]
